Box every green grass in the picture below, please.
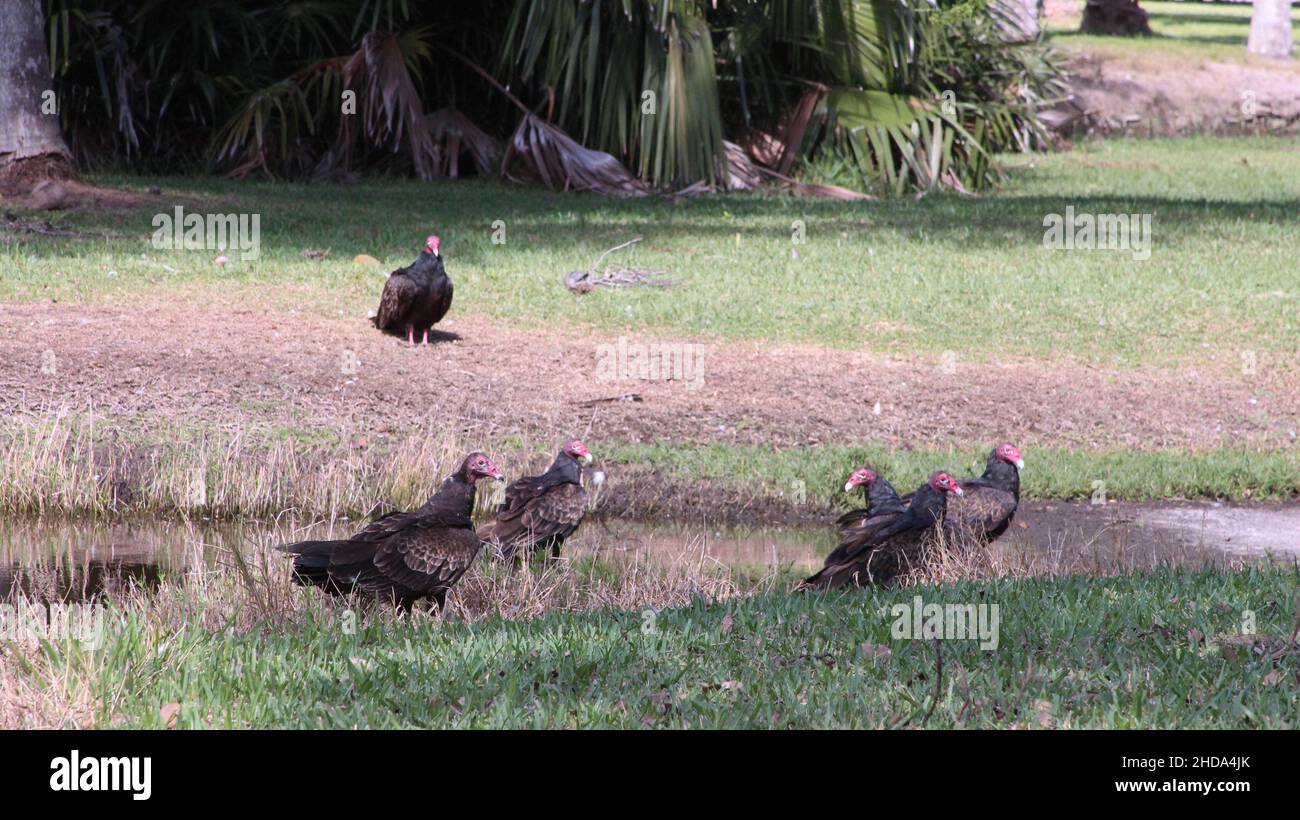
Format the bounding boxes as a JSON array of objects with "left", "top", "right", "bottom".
[
  {"left": 29, "top": 565, "right": 1298, "bottom": 728},
  {"left": 4, "top": 137, "right": 1299, "bottom": 368},
  {"left": 609, "top": 440, "right": 1300, "bottom": 507},
  {"left": 1046, "top": 0, "right": 1300, "bottom": 63}
]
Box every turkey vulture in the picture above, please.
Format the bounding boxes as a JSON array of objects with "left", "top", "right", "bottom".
[
  {"left": 275, "top": 451, "right": 502, "bottom": 611},
  {"left": 903, "top": 443, "right": 1023, "bottom": 550},
  {"left": 800, "top": 471, "right": 963, "bottom": 590},
  {"left": 478, "top": 439, "right": 593, "bottom": 561},
  {"left": 832, "top": 466, "right": 908, "bottom": 542},
  {"left": 373, "top": 234, "right": 453, "bottom": 347}
]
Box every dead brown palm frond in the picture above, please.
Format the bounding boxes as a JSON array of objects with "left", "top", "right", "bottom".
[
  {"left": 441, "top": 46, "right": 648, "bottom": 197},
  {"left": 339, "top": 31, "right": 436, "bottom": 179},
  {"left": 502, "top": 113, "right": 649, "bottom": 198},
  {"left": 756, "top": 165, "right": 872, "bottom": 201},
  {"left": 425, "top": 108, "right": 500, "bottom": 178},
  {"left": 724, "top": 141, "right": 762, "bottom": 191}
]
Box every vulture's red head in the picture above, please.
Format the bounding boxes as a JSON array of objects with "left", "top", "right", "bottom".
[
  {"left": 929, "top": 471, "right": 963, "bottom": 496},
  {"left": 461, "top": 451, "right": 503, "bottom": 484},
  {"left": 425, "top": 235, "right": 441, "bottom": 256},
  {"left": 564, "top": 438, "right": 593, "bottom": 464},
  {"left": 844, "top": 467, "right": 878, "bottom": 493},
  {"left": 995, "top": 442, "right": 1024, "bottom": 470}
]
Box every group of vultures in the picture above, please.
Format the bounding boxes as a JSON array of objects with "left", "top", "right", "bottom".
[{"left": 276, "top": 235, "right": 1025, "bottom": 610}]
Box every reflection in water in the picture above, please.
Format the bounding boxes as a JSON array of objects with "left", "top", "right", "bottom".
[
  {"left": 0, "top": 500, "right": 1291, "bottom": 601},
  {"left": 0, "top": 518, "right": 187, "bottom": 602},
  {"left": 0, "top": 516, "right": 421, "bottom": 603}
]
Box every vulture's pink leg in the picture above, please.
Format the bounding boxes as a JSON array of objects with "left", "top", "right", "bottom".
[
  {"left": 422, "top": 329, "right": 430, "bottom": 346},
  {"left": 406, "top": 326, "right": 415, "bottom": 347}
]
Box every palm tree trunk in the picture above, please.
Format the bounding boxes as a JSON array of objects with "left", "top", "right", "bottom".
[
  {"left": 0, "top": 0, "right": 72, "bottom": 175},
  {"left": 1247, "top": 0, "right": 1293, "bottom": 60}
]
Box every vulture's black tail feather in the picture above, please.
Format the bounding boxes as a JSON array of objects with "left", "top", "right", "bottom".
[{"left": 276, "top": 539, "right": 345, "bottom": 589}]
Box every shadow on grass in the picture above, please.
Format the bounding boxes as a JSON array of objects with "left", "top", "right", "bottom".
[{"left": 11, "top": 156, "right": 1300, "bottom": 268}]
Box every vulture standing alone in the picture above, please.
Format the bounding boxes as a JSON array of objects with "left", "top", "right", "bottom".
[
  {"left": 478, "top": 439, "right": 593, "bottom": 560},
  {"left": 373, "top": 234, "right": 453, "bottom": 347},
  {"left": 800, "top": 470, "right": 964, "bottom": 589},
  {"left": 275, "top": 452, "right": 502, "bottom": 611}
]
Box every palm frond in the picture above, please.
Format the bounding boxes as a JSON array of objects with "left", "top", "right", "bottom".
[
  {"left": 426, "top": 107, "right": 500, "bottom": 178},
  {"left": 339, "top": 30, "right": 435, "bottom": 178},
  {"left": 503, "top": 112, "right": 649, "bottom": 198}
]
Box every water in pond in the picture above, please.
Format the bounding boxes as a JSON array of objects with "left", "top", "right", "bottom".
[{"left": 1, "top": 501, "right": 1295, "bottom": 602}]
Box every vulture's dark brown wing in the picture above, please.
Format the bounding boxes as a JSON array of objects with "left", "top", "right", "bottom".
[
  {"left": 480, "top": 481, "right": 587, "bottom": 558},
  {"left": 803, "top": 510, "right": 907, "bottom": 590},
  {"left": 941, "top": 484, "right": 1017, "bottom": 546},
  {"left": 801, "top": 488, "right": 945, "bottom": 591},
  {"left": 426, "top": 275, "right": 453, "bottom": 326},
  {"left": 325, "top": 520, "right": 482, "bottom": 602},
  {"left": 802, "top": 527, "right": 933, "bottom": 589},
  {"left": 350, "top": 510, "right": 423, "bottom": 541},
  {"left": 827, "top": 508, "right": 907, "bottom": 564},
  {"left": 375, "top": 273, "right": 420, "bottom": 329}
]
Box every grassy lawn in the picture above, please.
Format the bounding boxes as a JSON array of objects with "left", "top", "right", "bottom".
[
  {"left": 11, "top": 564, "right": 1296, "bottom": 728},
  {"left": 3, "top": 137, "right": 1298, "bottom": 367},
  {"left": 1047, "top": 0, "right": 1300, "bottom": 63},
  {"left": 2, "top": 136, "right": 1297, "bottom": 511}
]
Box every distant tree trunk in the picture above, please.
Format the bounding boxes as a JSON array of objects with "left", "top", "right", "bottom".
[
  {"left": 1247, "top": 0, "right": 1293, "bottom": 59},
  {"left": 990, "top": 0, "right": 1043, "bottom": 43},
  {"left": 1080, "top": 0, "right": 1152, "bottom": 36},
  {"left": 0, "top": 0, "right": 73, "bottom": 179}
]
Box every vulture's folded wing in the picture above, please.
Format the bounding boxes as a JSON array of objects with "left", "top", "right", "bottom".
[
  {"left": 375, "top": 273, "right": 420, "bottom": 329},
  {"left": 943, "top": 485, "right": 1017, "bottom": 543}
]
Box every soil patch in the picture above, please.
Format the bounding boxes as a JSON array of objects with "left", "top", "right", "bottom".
[
  {"left": 1044, "top": 0, "right": 1300, "bottom": 136},
  {"left": 2, "top": 298, "right": 1295, "bottom": 453}
]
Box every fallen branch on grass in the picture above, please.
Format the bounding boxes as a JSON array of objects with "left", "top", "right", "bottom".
[
  {"left": 0, "top": 213, "right": 90, "bottom": 238},
  {"left": 564, "top": 238, "right": 676, "bottom": 293}
]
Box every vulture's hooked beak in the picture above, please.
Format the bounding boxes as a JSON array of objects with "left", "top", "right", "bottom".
[
  {"left": 1014, "top": 458, "right": 1025, "bottom": 470},
  {"left": 844, "top": 481, "right": 856, "bottom": 492},
  {"left": 953, "top": 486, "right": 965, "bottom": 497},
  {"left": 581, "top": 452, "right": 594, "bottom": 464}
]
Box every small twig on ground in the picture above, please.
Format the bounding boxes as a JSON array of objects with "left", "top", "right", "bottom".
[
  {"left": 590, "top": 237, "right": 642, "bottom": 271},
  {"left": 578, "top": 394, "right": 643, "bottom": 407}
]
